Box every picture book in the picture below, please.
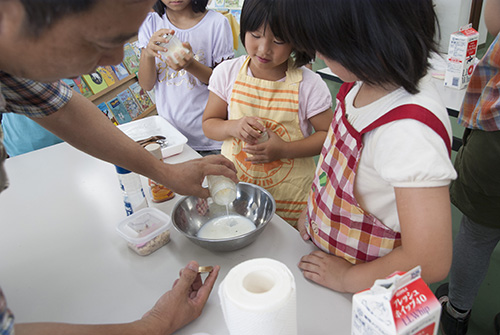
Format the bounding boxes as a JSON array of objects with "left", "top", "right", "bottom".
[
  {"left": 128, "top": 82, "right": 154, "bottom": 111},
  {"left": 147, "top": 89, "right": 156, "bottom": 104},
  {"left": 61, "top": 78, "right": 81, "bottom": 95},
  {"left": 82, "top": 72, "right": 108, "bottom": 94},
  {"left": 225, "top": 0, "right": 239, "bottom": 7},
  {"left": 96, "top": 66, "right": 119, "bottom": 87},
  {"left": 122, "top": 43, "right": 140, "bottom": 75},
  {"left": 117, "top": 88, "right": 142, "bottom": 119},
  {"left": 213, "top": 0, "right": 225, "bottom": 8},
  {"left": 107, "top": 97, "right": 132, "bottom": 124},
  {"left": 112, "top": 63, "right": 130, "bottom": 80},
  {"left": 97, "top": 102, "right": 118, "bottom": 125},
  {"left": 72, "top": 76, "right": 93, "bottom": 98},
  {"left": 130, "top": 41, "right": 142, "bottom": 59}
]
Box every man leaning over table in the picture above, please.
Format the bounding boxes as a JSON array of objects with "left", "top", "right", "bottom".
[{"left": 0, "top": 0, "right": 237, "bottom": 334}]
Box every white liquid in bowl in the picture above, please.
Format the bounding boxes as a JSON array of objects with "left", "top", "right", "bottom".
[{"left": 197, "top": 215, "right": 256, "bottom": 239}]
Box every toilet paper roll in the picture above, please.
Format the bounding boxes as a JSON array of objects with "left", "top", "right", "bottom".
[{"left": 218, "top": 258, "right": 297, "bottom": 335}]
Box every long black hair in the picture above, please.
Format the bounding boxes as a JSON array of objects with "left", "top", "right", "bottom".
[{"left": 276, "top": 0, "right": 440, "bottom": 93}]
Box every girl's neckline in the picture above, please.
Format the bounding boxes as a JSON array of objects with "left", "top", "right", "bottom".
[
  {"left": 353, "top": 82, "right": 400, "bottom": 108},
  {"left": 165, "top": 9, "right": 208, "bottom": 30}
]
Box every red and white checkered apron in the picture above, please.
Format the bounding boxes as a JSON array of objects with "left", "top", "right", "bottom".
[{"left": 306, "top": 82, "right": 451, "bottom": 264}]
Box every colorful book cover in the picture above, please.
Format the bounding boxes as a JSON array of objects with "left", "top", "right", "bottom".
[
  {"left": 230, "top": 9, "right": 241, "bottom": 24},
  {"left": 61, "top": 78, "right": 81, "bottom": 94},
  {"left": 147, "top": 89, "right": 156, "bottom": 104},
  {"left": 107, "top": 97, "right": 132, "bottom": 124},
  {"left": 117, "top": 88, "right": 142, "bottom": 119},
  {"left": 128, "top": 82, "right": 154, "bottom": 111},
  {"left": 72, "top": 76, "right": 93, "bottom": 98},
  {"left": 96, "top": 66, "right": 118, "bottom": 87},
  {"left": 82, "top": 72, "right": 108, "bottom": 94},
  {"left": 130, "top": 41, "right": 142, "bottom": 59},
  {"left": 112, "top": 63, "right": 130, "bottom": 80},
  {"left": 122, "top": 43, "right": 140, "bottom": 75},
  {"left": 225, "top": 0, "right": 239, "bottom": 7},
  {"left": 213, "top": 0, "right": 225, "bottom": 8},
  {"left": 97, "top": 102, "right": 118, "bottom": 125}
]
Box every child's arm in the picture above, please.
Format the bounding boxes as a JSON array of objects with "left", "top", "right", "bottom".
[
  {"left": 166, "top": 42, "right": 213, "bottom": 85},
  {"left": 202, "top": 92, "right": 268, "bottom": 143},
  {"left": 298, "top": 186, "right": 452, "bottom": 293},
  {"left": 138, "top": 29, "right": 174, "bottom": 91},
  {"left": 243, "top": 108, "right": 333, "bottom": 163},
  {"left": 485, "top": 0, "right": 500, "bottom": 35}
]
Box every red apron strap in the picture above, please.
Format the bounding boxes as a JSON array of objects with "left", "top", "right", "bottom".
[{"left": 360, "top": 104, "right": 452, "bottom": 156}]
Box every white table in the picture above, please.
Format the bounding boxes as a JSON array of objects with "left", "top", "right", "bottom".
[{"left": 0, "top": 142, "right": 352, "bottom": 334}]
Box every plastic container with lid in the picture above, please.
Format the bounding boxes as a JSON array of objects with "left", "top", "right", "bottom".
[
  {"left": 116, "top": 207, "right": 172, "bottom": 256},
  {"left": 158, "top": 33, "right": 189, "bottom": 64}
]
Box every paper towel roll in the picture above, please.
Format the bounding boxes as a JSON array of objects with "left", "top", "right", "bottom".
[{"left": 218, "top": 258, "right": 297, "bottom": 335}]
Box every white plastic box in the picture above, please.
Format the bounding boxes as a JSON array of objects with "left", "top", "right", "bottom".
[
  {"left": 444, "top": 24, "right": 479, "bottom": 90},
  {"left": 118, "top": 115, "right": 188, "bottom": 158},
  {"left": 352, "top": 266, "right": 441, "bottom": 335}
]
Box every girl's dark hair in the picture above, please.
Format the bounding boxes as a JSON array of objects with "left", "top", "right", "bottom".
[
  {"left": 19, "top": 0, "right": 98, "bottom": 38},
  {"left": 240, "top": 0, "right": 313, "bottom": 68},
  {"left": 277, "top": 0, "right": 440, "bottom": 94},
  {"left": 153, "top": 0, "right": 208, "bottom": 15}
]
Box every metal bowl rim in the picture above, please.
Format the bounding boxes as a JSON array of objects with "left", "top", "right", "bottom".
[{"left": 171, "top": 182, "right": 276, "bottom": 242}]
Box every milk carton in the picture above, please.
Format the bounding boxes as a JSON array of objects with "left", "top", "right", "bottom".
[
  {"left": 352, "top": 266, "right": 441, "bottom": 335},
  {"left": 444, "top": 24, "right": 479, "bottom": 90}
]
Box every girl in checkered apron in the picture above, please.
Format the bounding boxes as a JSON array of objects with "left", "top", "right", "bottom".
[{"left": 277, "top": 0, "right": 457, "bottom": 293}]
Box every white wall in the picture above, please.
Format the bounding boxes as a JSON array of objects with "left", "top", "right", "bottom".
[{"left": 434, "top": 0, "right": 487, "bottom": 53}]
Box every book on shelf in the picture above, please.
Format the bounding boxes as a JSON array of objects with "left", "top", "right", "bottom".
[
  {"left": 97, "top": 102, "right": 118, "bottom": 125},
  {"left": 82, "top": 72, "right": 108, "bottom": 94},
  {"left": 147, "top": 89, "right": 156, "bottom": 104},
  {"left": 128, "top": 82, "right": 154, "bottom": 111},
  {"left": 96, "top": 66, "right": 119, "bottom": 87},
  {"left": 107, "top": 97, "right": 132, "bottom": 124},
  {"left": 122, "top": 43, "right": 140, "bottom": 75},
  {"left": 72, "top": 76, "right": 93, "bottom": 98},
  {"left": 112, "top": 63, "right": 130, "bottom": 80},
  {"left": 117, "top": 88, "right": 142, "bottom": 119},
  {"left": 130, "top": 41, "right": 142, "bottom": 59},
  {"left": 61, "top": 78, "right": 81, "bottom": 94}
]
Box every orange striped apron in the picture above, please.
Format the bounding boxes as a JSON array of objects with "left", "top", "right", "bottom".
[
  {"left": 222, "top": 56, "right": 316, "bottom": 226},
  {"left": 307, "top": 82, "right": 451, "bottom": 264}
]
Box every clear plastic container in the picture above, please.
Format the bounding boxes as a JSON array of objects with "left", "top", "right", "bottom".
[
  {"left": 158, "top": 33, "right": 189, "bottom": 64},
  {"left": 207, "top": 175, "right": 237, "bottom": 206},
  {"left": 116, "top": 208, "right": 172, "bottom": 256}
]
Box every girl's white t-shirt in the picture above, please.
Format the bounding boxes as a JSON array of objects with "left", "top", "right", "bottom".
[
  {"left": 344, "top": 75, "right": 457, "bottom": 232},
  {"left": 208, "top": 56, "right": 332, "bottom": 137},
  {"left": 137, "top": 10, "right": 234, "bottom": 151}
]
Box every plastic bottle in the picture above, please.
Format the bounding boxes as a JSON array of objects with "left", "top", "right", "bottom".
[
  {"left": 145, "top": 143, "right": 175, "bottom": 202},
  {"left": 115, "top": 165, "right": 148, "bottom": 216},
  {"left": 207, "top": 175, "right": 237, "bottom": 206}
]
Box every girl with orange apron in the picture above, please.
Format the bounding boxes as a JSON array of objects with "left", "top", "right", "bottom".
[{"left": 222, "top": 57, "right": 316, "bottom": 226}]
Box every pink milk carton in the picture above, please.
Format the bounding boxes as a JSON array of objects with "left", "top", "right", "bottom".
[
  {"left": 444, "top": 24, "right": 479, "bottom": 90},
  {"left": 352, "top": 266, "right": 441, "bottom": 335}
]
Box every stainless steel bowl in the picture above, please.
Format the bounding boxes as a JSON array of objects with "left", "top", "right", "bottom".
[{"left": 172, "top": 182, "right": 276, "bottom": 251}]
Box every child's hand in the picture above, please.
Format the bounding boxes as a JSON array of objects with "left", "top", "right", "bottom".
[
  {"left": 243, "top": 130, "right": 285, "bottom": 163},
  {"left": 144, "top": 29, "right": 176, "bottom": 59},
  {"left": 231, "top": 116, "right": 266, "bottom": 144},
  {"left": 298, "top": 250, "right": 353, "bottom": 292},
  {"left": 165, "top": 42, "right": 194, "bottom": 71}
]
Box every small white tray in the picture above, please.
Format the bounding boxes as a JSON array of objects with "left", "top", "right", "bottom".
[{"left": 118, "top": 116, "right": 188, "bottom": 158}]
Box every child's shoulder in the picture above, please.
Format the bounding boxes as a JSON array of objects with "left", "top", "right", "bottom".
[{"left": 214, "top": 55, "right": 247, "bottom": 74}]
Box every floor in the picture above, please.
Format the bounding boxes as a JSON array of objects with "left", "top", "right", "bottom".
[{"left": 311, "top": 37, "right": 500, "bottom": 334}]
